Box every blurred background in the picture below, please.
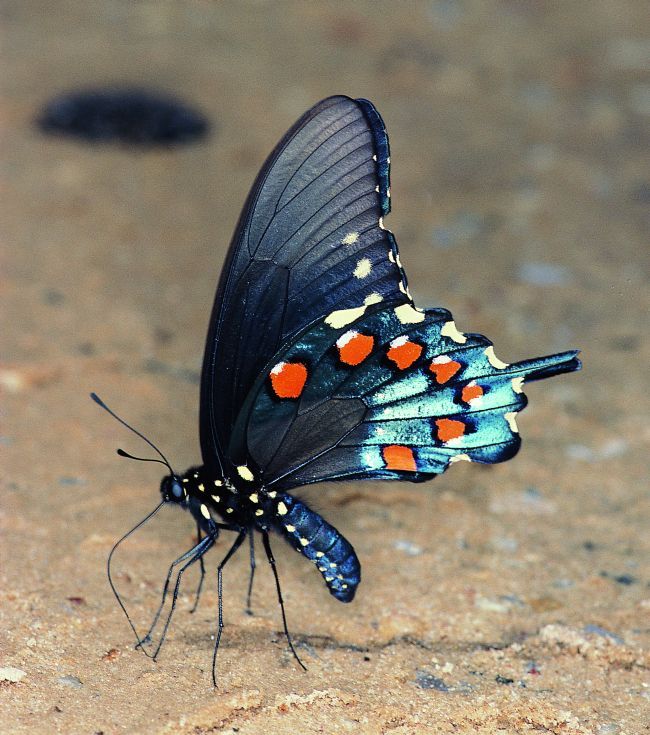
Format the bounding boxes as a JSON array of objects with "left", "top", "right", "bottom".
[{"left": 2, "top": 2, "right": 648, "bottom": 733}]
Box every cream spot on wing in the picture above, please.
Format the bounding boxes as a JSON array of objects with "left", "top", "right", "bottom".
[
  {"left": 342, "top": 583, "right": 348, "bottom": 589},
  {"left": 378, "top": 217, "right": 386, "bottom": 230},
  {"left": 372, "top": 154, "right": 377, "bottom": 161},
  {"left": 237, "top": 465, "right": 254, "bottom": 481},
  {"left": 193, "top": 473, "right": 199, "bottom": 478},
  {"left": 285, "top": 524, "right": 296, "bottom": 533},
  {"left": 394, "top": 303, "right": 426, "bottom": 324},
  {"left": 441, "top": 321, "right": 467, "bottom": 344},
  {"left": 325, "top": 293, "right": 383, "bottom": 329},
  {"left": 449, "top": 453, "right": 472, "bottom": 463},
  {"left": 198, "top": 483, "right": 205, "bottom": 492},
  {"left": 248, "top": 493, "right": 259, "bottom": 503},
  {"left": 399, "top": 281, "right": 407, "bottom": 294},
  {"left": 211, "top": 494, "right": 220, "bottom": 503},
  {"left": 214, "top": 479, "right": 223, "bottom": 487},
  {"left": 395, "top": 253, "right": 402, "bottom": 268},
  {"left": 387, "top": 188, "right": 391, "bottom": 198},
  {"left": 182, "top": 478, "right": 189, "bottom": 483},
  {"left": 353, "top": 258, "right": 372, "bottom": 279},
  {"left": 388, "top": 249, "right": 395, "bottom": 263},
  {"left": 319, "top": 566, "right": 327, "bottom": 572},
  {"left": 315, "top": 551, "right": 324, "bottom": 558},
  {"left": 374, "top": 185, "right": 380, "bottom": 193},
  {"left": 277, "top": 501, "right": 288, "bottom": 516},
  {"left": 325, "top": 576, "right": 334, "bottom": 582},
  {"left": 329, "top": 562, "right": 337, "bottom": 568},
  {"left": 512, "top": 376, "right": 525, "bottom": 393},
  {"left": 299, "top": 537, "right": 309, "bottom": 546},
  {"left": 505, "top": 411, "right": 519, "bottom": 433},
  {"left": 200, "top": 504, "right": 210, "bottom": 520},
  {"left": 485, "top": 346, "right": 509, "bottom": 369},
  {"left": 342, "top": 231, "right": 359, "bottom": 245},
  {"left": 336, "top": 330, "right": 358, "bottom": 348},
  {"left": 255, "top": 509, "right": 264, "bottom": 516},
  {"left": 268, "top": 490, "right": 277, "bottom": 499},
  {"left": 226, "top": 507, "right": 234, "bottom": 514}
]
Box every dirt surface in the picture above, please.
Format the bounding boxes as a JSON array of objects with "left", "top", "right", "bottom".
[{"left": 1, "top": 2, "right": 648, "bottom": 733}]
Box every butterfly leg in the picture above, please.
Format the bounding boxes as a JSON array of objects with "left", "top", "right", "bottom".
[
  {"left": 149, "top": 533, "right": 217, "bottom": 660},
  {"left": 211, "top": 529, "right": 248, "bottom": 687},
  {"left": 245, "top": 531, "right": 256, "bottom": 616},
  {"left": 189, "top": 521, "right": 206, "bottom": 614},
  {"left": 261, "top": 531, "right": 307, "bottom": 672},
  {"left": 138, "top": 532, "right": 215, "bottom": 651}
]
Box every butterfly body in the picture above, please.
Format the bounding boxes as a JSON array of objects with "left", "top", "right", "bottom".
[{"left": 98, "top": 95, "right": 580, "bottom": 682}]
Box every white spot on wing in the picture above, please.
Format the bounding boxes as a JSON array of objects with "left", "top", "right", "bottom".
[
  {"left": 248, "top": 493, "right": 259, "bottom": 503},
  {"left": 390, "top": 335, "right": 409, "bottom": 348},
  {"left": 441, "top": 321, "right": 467, "bottom": 344},
  {"left": 485, "top": 346, "right": 509, "bottom": 369},
  {"left": 353, "top": 258, "right": 372, "bottom": 279},
  {"left": 336, "top": 330, "right": 359, "bottom": 348},
  {"left": 394, "top": 303, "right": 426, "bottom": 324},
  {"left": 325, "top": 293, "right": 383, "bottom": 329},
  {"left": 270, "top": 362, "right": 285, "bottom": 375},
  {"left": 505, "top": 411, "right": 519, "bottom": 433},
  {"left": 450, "top": 454, "right": 472, "bottom": 463},
  {"left": 200, "top": 504, "right": 210, "bottom": 520},
  {"left": 277, "top": 501, "right": 288, "bottom": 516},
  {"left": 388, "top": 249, "right": 395, "bottom": 263},
  {"left": 512, "top": 376, "right": 525, "bottom": 393},
  {"left": 342, "top": 231, "right": 359, "bottom": 245}
]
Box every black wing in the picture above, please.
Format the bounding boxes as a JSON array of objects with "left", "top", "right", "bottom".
[{"left": 200, "top": 96, "right": 411, "bottom": 476}]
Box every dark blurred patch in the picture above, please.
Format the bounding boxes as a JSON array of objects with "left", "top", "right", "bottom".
[{"left": 37, "top": 87, "right": 210, "bottom": 147}]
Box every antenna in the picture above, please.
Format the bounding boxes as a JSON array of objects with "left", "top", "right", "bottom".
[{"left": 90, "top": 392, "right": 174, "bottom": 475}]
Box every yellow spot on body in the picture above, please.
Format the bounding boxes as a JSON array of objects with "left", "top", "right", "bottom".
[
  {"left": 353, "top": 258, "right": 372, "bottom": 279},
  {"left": 325, "top": 293, "right": 383, "bottom": 329},
  {"left": 325, "top": 576, "right": 334, "bottom": 582},
  {"left": 182, "top": 478, "right": 189, "bottom": 483},
  {"left": 485, "top": 346, "right": 509, "bottom": 369},
  {"left": 237, "top": 465, "right": 254, "bottom": 481},
  {"left": 505, "top": 411, "right": 519, "bottom": 433},
  {"left": 394, "top": 303, "right": 426, "bottom": 324},
  {"left": 255, "top": 509, "right": 264, "bottom": 516},
  {"left": 198, "top": 483, "right": 205, "bottom": 492},
  {"left": 193, "top": 473, "right": 199, "bottom": 478},
  {"left": 268, "top": 490, "right": 277, "bottom": 498},
  {"left": 342, "top": 584, "right": 348, "bottom": 589},
  {"left": 342, "top": 231, "right": 359, "bottom": 245},
  {"left": 337, "top": 574, "right": 344, "bottom": 580},
  {"left": 226, "top": 507, "right": 234, "bottom": 513},
  {"left": 285, "top": 524, "right": 296, "bottom": 533},
  {"left": 441, "top": 321, "right": 467, "bottom": 344},
  {"left": 200, "top": 504, "right": 210, "bottom": 520},
  {"left": 330, "top": 563, "right": 337, "bottom": 568},
  {"left": 315, "top": 551, "right": 324, "bottom": 558},
  {"left": 450, "top": 454, "right": 471, "bottom": 464},
  {"left": 249, "top": 493, "right": 259, "bottom": 503},
  {"left": 214, "top": 479, "right": 223, "bottom": 487},
  {"left": 299, "top": 537, "right": 309, "bottom": 546},
  {"left": 211, "top": 494, "right": 220, "bottom": 503},
  {"left": 277, "top": 501, "right": 288, "bottom": 516},
  {"left": 512, "top": 376, "right": 525, "bottom": 393}
]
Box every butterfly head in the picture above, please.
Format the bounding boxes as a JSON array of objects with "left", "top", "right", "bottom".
[{"left": 160, "top": 474, "right": 188, "bottom": 505}]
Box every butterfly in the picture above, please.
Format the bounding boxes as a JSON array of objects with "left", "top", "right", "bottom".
[{"left": 93, "top": 95, "right": 580, "bottom": 685}]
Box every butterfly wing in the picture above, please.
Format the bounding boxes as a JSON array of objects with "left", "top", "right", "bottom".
[
  {"left": 229, "top": 302, "right": 580, "bottom": 490},
  {"left": 200, "top": 96, "right": 410, "bottom": 475}
]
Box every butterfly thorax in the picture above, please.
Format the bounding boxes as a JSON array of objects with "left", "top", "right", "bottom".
[{"left": 162, "top": 466, "right": 285, "bottom": 533}]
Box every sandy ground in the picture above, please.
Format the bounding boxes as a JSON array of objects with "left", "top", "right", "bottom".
[{"left": 1, "top": 1, "right": 649, "bottom": 733}]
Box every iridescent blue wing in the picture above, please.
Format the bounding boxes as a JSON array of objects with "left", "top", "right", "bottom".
[
  {"left": 229, "top": 301, "right": 580, "bottom": 490},
  {"left": 199, "top": 96, "right": 409, "bottom": 476}
]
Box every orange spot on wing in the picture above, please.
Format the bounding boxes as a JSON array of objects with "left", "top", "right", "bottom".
[
  {"left": 382, "top": 445, "right": 417, "bottom": 471},
  {"left": 435, "top": 418, "right": 465, "bottom": 443},
  {"left": 429, "top": 358, "right": 461, "bottom": 384},
  {"left": 461, "top": 383, "right": 484, "bottom": 403},
  {"left": 269, "top": 362, "right": 308, "bottom": 399},
  {"left": 386, "top": 339, "right": 423, "bottom": 370},
  {"left": 337, "top": 332, "right": 374, "bottom": 366}
]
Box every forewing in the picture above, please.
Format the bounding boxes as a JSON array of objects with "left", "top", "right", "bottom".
[
  {"left": 229, "top": 302, "right": 580, "bottom": 490},
  {"left": 200, "top": 96, "right": 409, "bottom": 473}
]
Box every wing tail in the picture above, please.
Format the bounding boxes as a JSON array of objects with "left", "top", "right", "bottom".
[{"left": 510, "top": 350, "right": 581, "bottom": 384}]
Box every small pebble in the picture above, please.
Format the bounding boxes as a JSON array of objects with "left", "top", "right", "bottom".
[
  {"left": 0, "top": 667, "right": 27, "bottom": 683},
  {"left": 416, "top": 671, "right": 449, "bottom": 691},
  {"left": 518, "top": 262, "right": 571, "bottom": 287},
  {"left": 57, "top": 675, "right": 83, "bottom": 688},
  {"left": 393, "top": 539, "right": 423, "bottom": 556}
]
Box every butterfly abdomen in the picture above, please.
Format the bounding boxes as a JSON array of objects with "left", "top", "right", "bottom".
[{"left": 271, "top": 493, "right": 360, "bottom": 602}]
